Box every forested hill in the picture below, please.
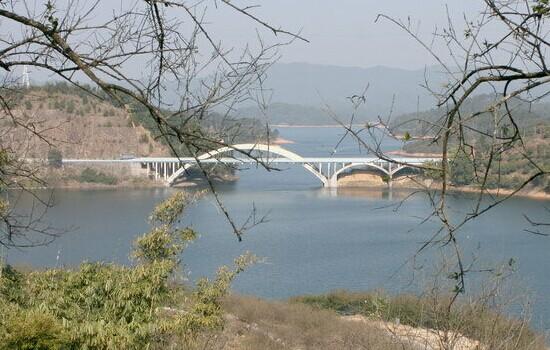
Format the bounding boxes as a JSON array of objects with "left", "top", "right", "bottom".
[
  {"left": 386, "top": 94, "right": 550, "bottom": 192},
  {"left": 390, "top": 94, "right": 550, "bottom": 138}
]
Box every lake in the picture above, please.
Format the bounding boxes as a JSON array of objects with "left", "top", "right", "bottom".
[{"left": 5, "top": 127, "right": 550, "bottom": 332}]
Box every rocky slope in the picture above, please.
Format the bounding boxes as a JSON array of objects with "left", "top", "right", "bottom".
[{"left": 2, "top": 86, "right": 169, "bottom": 160}]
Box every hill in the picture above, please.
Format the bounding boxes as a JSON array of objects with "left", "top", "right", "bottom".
[
  {"left": 2, "top": 83, "right": 276, "bottom": 160},
  {"left": 2, "top": 85, "right": 169, "bottom": 160},
  {"left": 390, "top": 94, "right": 550, "bottom": 138},
  {"left": 386, "top": 94, "right": 550, "bottom": 193}
]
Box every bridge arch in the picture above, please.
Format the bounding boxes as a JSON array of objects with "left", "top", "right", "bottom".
[
  {"left": 390, "top": 165, "right": 418, "bottom": 177},
  {"left": 166, "top": 143, "right": 328, "bottom": 186},
  {"left": 327, "top": 162, "right": 420, "bottom": 187},
  {"left": 328, "top": 162, "right": 390, "bottom": 187}
]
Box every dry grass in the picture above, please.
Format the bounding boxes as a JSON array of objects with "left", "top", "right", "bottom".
[
  {"left": 293, "top": 290, "right": 548, "bottom": 350},
  {"left": 193, "top": 294, "right": 414, "bottom": 350},
  {"left": 170, "top": 288, "right": 550, "bottom": 349},
  {"left": 162, "top": 288, "right": 548, "bottom": 349}
]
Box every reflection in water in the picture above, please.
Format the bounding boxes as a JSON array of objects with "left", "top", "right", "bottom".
[{"left": 334, "top": 187, "right": 416, "bottom": 201}]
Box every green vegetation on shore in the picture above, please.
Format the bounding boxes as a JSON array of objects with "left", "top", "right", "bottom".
[
  {"left": 0, "top": 192, "right": 252, "bottom": 349},
  {"left": 389, "top": 94, "right": 550, "bottom": 193},
  {"left": 76, "top": 168, "right": 118, "bottom": 185}
]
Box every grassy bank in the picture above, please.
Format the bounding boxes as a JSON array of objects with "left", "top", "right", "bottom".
[
  {"left": 292, "top": 290, "right": 545, "bottom": 349},
  {"left": 201, "top": 291, "right": 547, "bottom": 350}
]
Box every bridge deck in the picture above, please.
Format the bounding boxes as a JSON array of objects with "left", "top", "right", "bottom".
[{"left": 61, "top": 157, "right": 440, "bottom": 164}]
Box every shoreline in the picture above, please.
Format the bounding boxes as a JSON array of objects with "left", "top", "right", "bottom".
[
  {"left": 272, "top": 137, "right": 295, "bottom": 145},
  {"left": 16, "top": 178, "right": 550, "bottom": 200},
  {"left": 271, "top": 124, "right": 364, "bottom": 128},
  {"left": 337, "top": 180, "right": 550, "bottom": 201},
  {"left": 446, "top": 184, "right": 550, "bottom": 200},
  {"left": 386, "top": 150, "right": 442, "bottom": 158}
]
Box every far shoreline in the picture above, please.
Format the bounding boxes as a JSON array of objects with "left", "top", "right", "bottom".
[
  {"left": 337, "top": 179, "right": 550, "bottom": 201},
  {"left": 272, "top": 137, "right": 295, "bottom": 145},
  {"left": 271, "top": 124, "right": 365, "bottom": 128},
  {"left": 17, "top": 178, "right": 550, "bottom": 201}
]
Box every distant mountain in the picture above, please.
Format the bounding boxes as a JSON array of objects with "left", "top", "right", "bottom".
[{"left": 235, "top": 62, "right": 450, "bottom": 124}]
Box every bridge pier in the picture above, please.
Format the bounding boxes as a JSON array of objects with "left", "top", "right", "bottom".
[{"left": 327, "top": 174, "right": 338, "bottom": 188}]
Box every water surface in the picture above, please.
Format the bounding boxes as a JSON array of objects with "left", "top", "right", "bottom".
[{"left": 6, "top": 127, "right": 550, "bottom": 331}]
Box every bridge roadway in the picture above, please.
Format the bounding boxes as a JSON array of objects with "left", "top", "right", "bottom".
[{"left": 62, "top": 156, "right": 437, "bottom": 165}]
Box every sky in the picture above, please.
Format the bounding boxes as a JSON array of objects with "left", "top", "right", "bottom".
[
  {"left": 1, "top": 0, "right": 490, "bottom": 85},
  {"left": 200, "top": 0, "right": 486, "bottom": 70}
]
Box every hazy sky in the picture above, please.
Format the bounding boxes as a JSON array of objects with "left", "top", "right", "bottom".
[
  {"left": 2, "top": 0, "right": 488, "bottom": 84},
  {"left": 202, "top": 0, "right": 486, "bottom": 69}
]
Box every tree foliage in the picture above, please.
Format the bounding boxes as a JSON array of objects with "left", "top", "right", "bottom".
[
  {"left": 47, "top": 148, "right": 63, "bottom": 168},
  {"left": 77, "top": 168, "right": 118, "bottom": 186}
]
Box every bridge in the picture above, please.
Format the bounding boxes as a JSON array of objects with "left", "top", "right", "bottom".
[{"left": 61, "top": 143, "right": 440, "bottom": 188}]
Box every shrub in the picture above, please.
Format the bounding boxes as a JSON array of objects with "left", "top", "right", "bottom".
[
  {"left": 0, "top": 307, "right": 72, "bottom": 350},
  {"left": 66, "top": 100, "right": 75, "bottom": 114},
  {"left": 0, "top": 192, "right": 252, "bottom": 349},
  {"left": 78, "top": 168, "right": 118, "bottom": 185},
  {"left": 47, "top": 149, "right": 63, "bottom": 168},
  {"left": 450, "top": 150, "right": 475, "bottom": 186},
  {"left": 139, "top": 133, "right": 149, "bottom": 143}
]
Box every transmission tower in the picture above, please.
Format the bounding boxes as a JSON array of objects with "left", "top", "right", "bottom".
[{"left": 21, "top": 65, "right": 30, "bottom": 88}]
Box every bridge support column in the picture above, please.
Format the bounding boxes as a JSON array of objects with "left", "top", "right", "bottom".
[{"left": 327, "top": 174, "right": 338, "bottom": 188}]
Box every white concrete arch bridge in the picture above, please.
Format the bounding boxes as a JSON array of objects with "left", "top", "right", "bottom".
[{"left": 62, "top": 143, "right": 441, "bottom": 188}]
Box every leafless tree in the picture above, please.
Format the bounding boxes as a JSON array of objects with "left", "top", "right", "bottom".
[
  {"left": 0, "top": 0, "right": 307, "bottom": 246},
  {"left": 336, "top": 0, "right": 549, "bottom": 306}
]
